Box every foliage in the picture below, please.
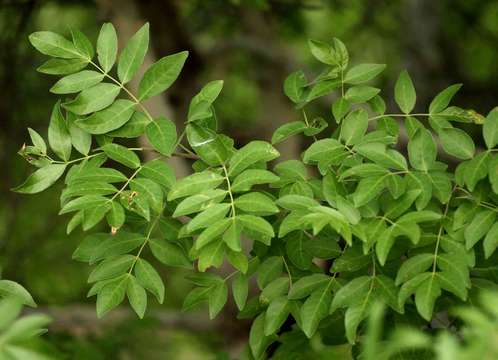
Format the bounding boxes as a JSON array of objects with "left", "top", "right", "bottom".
[
  {"left": 0, "top": 293, "right": 53, "bottom": 360},
  {"left": 14, "top": 22, "right": 498, "bottom": 358}
]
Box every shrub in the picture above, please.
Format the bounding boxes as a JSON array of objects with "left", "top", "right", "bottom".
[{"left": 14, "top": 23, "right": 498, "bottom": 358}]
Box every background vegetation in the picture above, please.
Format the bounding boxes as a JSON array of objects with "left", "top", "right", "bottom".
[{"left": 2, "top": 0, "right": 498, "bottom": 358}]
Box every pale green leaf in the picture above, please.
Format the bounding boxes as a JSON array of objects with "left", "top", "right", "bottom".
[
  {"left": 127, "top": 276, "right": 147, "bottom": 318},
  {"left": 344, "top": 64, "right": 386, "bottom": 85},
  {"left": 102, "top": 143, "right": 140, "bottom": 169},
  {"left": 50, "top": 70, "right": 103, "bottom": 94},
  {"left": 439, "top": 127, "right": 475, "bottom": 160},
  {"left": 228, "top": 141, "right": 279, "bottom": 177},
  {"left": 394, "top": 70, "right": 416, "bottom": 114},
  {"left": 483, "top": 108, "right": 498, "bottom": 149},
  {"left": 75, "top": 99, "right": 135, "bottom": 134},
  {"left": 138, "top": 51, "right": 188, "bottom": 100},
  {"left": 12, "top": 164, "right": 66, "bottom": 194},
  {"left": 97, "top": 23, "right": 118, "bottom": 73},
  {"left": 63, "top": 83, "right": 121, "bottom": 115},
  {"left": 48, "top": 101, "right": 72, "bottom": 161},
  {"left": 29, "top": 31, "right": 81, "bottom": 59},
  {"left": 145, "top": 116, "right": 177, "bottom": 156},
  {"left": 149, "top": 238, "right": 191, "bottom": 269},
  {"left": 117, "top": 23, "right": 149, "bottom": 84}
]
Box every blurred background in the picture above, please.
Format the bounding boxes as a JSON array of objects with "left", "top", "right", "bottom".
[{"left": 1, "top": 0, "right": 498, "bottom": 358}]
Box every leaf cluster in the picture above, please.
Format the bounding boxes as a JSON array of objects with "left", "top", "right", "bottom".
[{"left": 15, "top": 24, "right": 498, "bottom": 358}]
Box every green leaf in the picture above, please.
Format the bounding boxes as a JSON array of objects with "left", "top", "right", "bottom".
[
  {"left": 37, "top": 58, "right": 88, "bottom": 75},
  {"left": 264, "top": 296, "right": 290, "bottom": 336},
  {"left": 108, "top": 111, "right": 150, "bottom": 138},
  {"left": 490, "top": 155, "right": 498, "bottom": 194},
  {"left": 71, "top": 28, "right": 93, "bottom": 59},
  {"left": 117, "top": 23, "right": 149, "bottom": 84},
  {"left": 145, "top": 116, "right": 177, "bottom": 156},
  {"left": 332, "top": 97, "right": 350, "bottom": 123},
  {"left": 484, "top": 223, "right": 498, "bottom": 259},
  {"left": 260, "top": 277, "right": 289, "bottom": 304},
  {"left": 75, "top": 99, "right": 135, "bottom": 134},
  {"left": 96, "top": 275, "right": 128, "bottom": 318},
  {"left": 196, "top": 219, "right": 231, "bottom": 250},
  {"left": 249, "top": 314, "right": 276, "bottom": 359},
  {"left": 182, "top": 287, "right": 210, "bottom": 311},
  {"left": 102, "top": 143, "right": 140, "bottom": 169},
  {"left": 232, "top": 274, "right": 248, "bottom": 310},
  {"left": 83, "top": 201, "right": 112, "bottom": 230},
  {"left": 283, "top": 70, "right": 306, "bottom": 103},
  {"left": 276, "top": 194, "right": 319, "bottom": 211},
  {"left": 173, "top": 190, "right": 226, "bottom": 218},
  {"left": 353, "top": 175, "right": 387, "bottom": 207},
  {"left": 89, "top": 255, "right": 135, "bottom": 282},
  {"left": 130, "top": 178, "right": 163, "bottom": 213},
  {"left": 344, "top": 64, "right": 386, "bottom": 85},
  {"left": 308, "top": 39, "right": 335, "bottom": 64},
  {"left": 149, "top": 238, "right": 191, "bottom": 269},
  {"left": 429, "top": 84, "right": 462, "bottom": 113},
  {"left": 29, "top": 31, "right": 81, "bottom": 59},
  {"left": 27, "top": 128, "right": 47, "bottom": 154},
  {"left": 0, "top": 280, "right": 36, "bottom": 307},
  {"left": 288, "top": 274, "right": 330, "bottom": 299},
  {"left": 301, "top": 282, "right": 333, "bottom": 338},
  {"left": 139, "top": 159, "right": 175, "bottom": 189},
  {"left": 50, "top": 70, "right": 103, "bottom": 94},
  {"left": 302, "top": 138, "right": 347, "bottom": 166},
  {"left": 66, "top": 167, "right": 127, "bottom": 184},
  {"left": 394, "top": 70, "right": 416, "bottom": 114},
  {"left": 63, "top": 83, "right": 121, "bottom": 115},
  {"left": 228, "top": 141, "right": 279, "bottom": 177},
  {"left": 106, "top": 201, "right": 125, "bottom": 228},
  {"left": 223, "top": 221, "right": 243, "bottom": 252},
  {"left": 484, "top": 108, "right": 498, "bottom": 149},
  {"left": 271, "top": 121, "right": 307, "bottom": 144},
  {"left": 345, "top": 86, "right": 380, "bottom": 103},
  {"left": 208, "top": 282, "right": 228, "bottom": 319},
  {"left": 439, "top": 127, "right": 475, "bottom": 159},
  {"left": 464, "top": 151, "right": 490, "bottom": 191},
  {"left": 134, "top": 258, "right": 165, "bottom": 304},
  {"left": 231, "top": 169, "right": 279, "bottom": 192},
  {"left": 168, "top": 171, "right": 224, "bottom": 201},
  {"left": 48, "top": 101, "right": 72, "bottom": 161},
  {"left": 238, "top": 215, "right": 275, "bottom": 239},
  {"left": 408, "top": 128, "right": 436, "bottom": 171},
  {"left": 127, "top": 276, "right": 147, "bottom": 318},
  {"left": 354, "top": 142, "right": 407, "bottom": 170},
  {"left": 395, "top": 254, "right": 434, "bottom": 285},
  {"left": 89, "top": 230, "right": 146, "bottom": 263},
  {"left": 306, "top": 79, "right": 341, "bottom": 102},
  {"left": 67, "top": 113, "right": 91, "bottom": 155},
  {"left": 97, "top": 23, "right": 118, "bottom": 73},
  {"left": 286, "top": 233, "right": 313, "bottom": 269},
  {"left": 415, "top": 277, "right": 440, "bottom": 321},
  {"left": 187, "top": 203, "right": 230, "bottom": 233},
  {"left": 331, "top": 276, "right": 371, "bottom": 312},
  {"left": 464, "top": 209, "right": 496, "bottom": 249},
  {"left": 12, "top": 164, "right": 66, "bottom": 194},
  {"left": 228, "top": 250, "right": 248, "bottom": 273},
  {"left": 340, "top": 109, "right": 368, "bottom": 145},
  {"left": 257, "top": 257, "right": 283, "bottom": 289},
  {"left": 138, "top": 51, "right": 188, "bottom": 100},
  {"left": 187, "top": 80, "right": 224, "bottom": 122},
  {"left": 60, "top": 195, "right": 108, "bottom": 214},
  {"left": 198, "top": 240, "right": 225, "bottom": 271},
  {"left": 234, "top": 192, "right": 278, "bottom": 215}
]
